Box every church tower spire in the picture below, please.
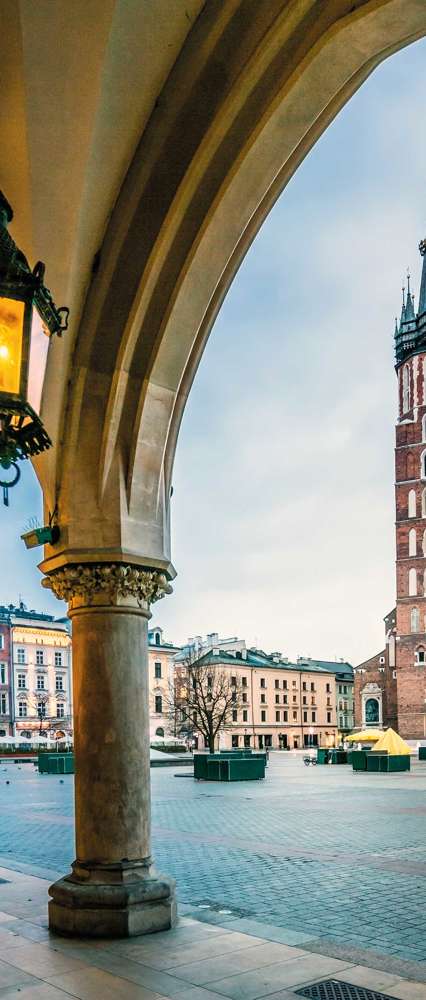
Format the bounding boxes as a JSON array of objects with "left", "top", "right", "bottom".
[{"left": 418, "top": 239, "right": 426, "bottom": 319}]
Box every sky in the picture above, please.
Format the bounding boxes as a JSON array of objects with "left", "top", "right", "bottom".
[{"left": 2, "top": 38, "right": 426, "bottom": 665}]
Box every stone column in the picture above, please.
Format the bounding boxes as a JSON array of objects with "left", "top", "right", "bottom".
[{"left": 43, "top": 563, "right": 176, "bottom": 938}]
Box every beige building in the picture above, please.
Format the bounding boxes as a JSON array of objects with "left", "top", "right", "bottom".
[
  {"left": 11, "top": 607, "right": 72, "bottom": 738},
  {"left": 179, "top": 648, "right": 338, "bottom": 751},
  {"left": 148, "top": 627, "right": 181, "bottom": 741}
]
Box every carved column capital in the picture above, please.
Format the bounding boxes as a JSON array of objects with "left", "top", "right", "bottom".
[{"left": 42, "top": 562, "right": 173, "bottom": 609}]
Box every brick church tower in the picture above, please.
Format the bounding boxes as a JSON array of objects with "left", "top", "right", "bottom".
[{"left": 394, "top": 239, "right": 426, "bottom": 738}]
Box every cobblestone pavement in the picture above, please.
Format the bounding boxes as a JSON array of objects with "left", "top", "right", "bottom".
[{"left": 1, "top": 754, "right": 426, "bottom": 967}]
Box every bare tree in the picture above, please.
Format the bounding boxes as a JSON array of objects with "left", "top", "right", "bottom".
[{"left": 170, "top": 650, "right": 244, "bottom": 753}]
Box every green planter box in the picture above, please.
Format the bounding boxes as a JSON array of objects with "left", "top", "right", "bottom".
[
  {"left": 38, "top": 753, "right": 75, "bottom": 774},
  {"left": 366, "top": 752, "right": 410, "bottom": 773},
  {"left": 194, "top": 753, "right": 265, "bottom": 781},
  {"left": 419, "top": 747, "right": 426, "bottom": 761},
  {"left": 316, "top": 749, "right": 329, "bottom": 765},
  {"left": 330, "top": 749, "right": 348, "bottom": 765},
  {"left": 352, "top": 750, "right": 367, "bottom": 771}
]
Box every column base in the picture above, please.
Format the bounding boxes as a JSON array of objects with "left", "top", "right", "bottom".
[{"left": 48, "top": 860, "right": 177, "bottom": 938}]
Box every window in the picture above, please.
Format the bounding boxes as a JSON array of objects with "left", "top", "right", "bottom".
[
  {"left": 55, "top": 674, "right": 64, "bottom": 691},
  {"left": 17, "top": 648, "right": 25, "bottom": 665},
  {"left": 155, "top": 695, "right": 162, "bottom": 713},
  {"left": 422, "top": 488, "right": 426, "bottom": 518},
  {"left": 36, "top": 649, "right": 44, "bottom": 665},
  {"left": 0, "top": 635, "right": 3, "bottom": 650},
  {"left": 275, "top": 711, "right": 280, "bottom": 722},
  {"left": 156, "top": 727, "right": 164, "bottom": 737},
  {"left": 242, "top": 676, "right": 247, "bottom": 687},
  {"left": 292, "top": 695, "right": 297, "bottom": 703},
  {"left": 302, "top": 681, "right": 307, "bottom": 691},
  {"left": 312, "top": 711, "right": 316, "bottom": 722},
  {"left": 36, "top": 675, "right": 45, "bottom": 690},
  {"left": 261, "top": 710, "right": 266, "bottom": 722},
  {"left": 242, "top": 691, "right": 247, "bottom": 703},
  {"left": 260, "top": 678, "right": 265, "bottom": 688},
  {"left": 327, "top": 697, "right": 331, "bottom": 706},
  {"left": 232, "top": 735, "right": 239, "bottom": 748},
  {"left": 407, "top": 452, "right": 416, "bottom": 479},
  {"left": 284, "top": 710, "right": 288, "bottom": 721},
  {"left": 283, "top": 680, "right": 287, "bottom": 689},
  {"left": 326, "top": 683, "right": 331, "bottom": 693},
  {"left": 415, "top": 648, "right": 426, "bottom": 665},
  {"left": 292, "top": 710, "right": 297, "bottom": 720},
  {"left": 17, "top": 673, "right": 26, "bottom": 690},
  {"left": 292, "top": 680, "right": 297, "bottom": 687},
  {"left": 154, "top": 662, "right": 162, "bottom": 679},
  {"left": 56, "top": 703, "right": 65, "bottom": 718},
  {"left": 393, "top": 670, "right": 397, "bottom": 679},
  {"left": 0, "top": 663, "right": 6, "bottom": 684},
  {"left": 409, "top": 528, "right": 417, "bottom": 556},
  {"left": 54, "top": 651, "right": 62, "bottom": 667},
  {"left": 18, "top": 701, "right": 27, "bottom": 718},
  {"left": 192, "top": 711, "right": 197, "bottom": 724},
  {"left": 402, "top": 363, "right": 410, "bottom": 412},
  {"left": 422, "top": 450, "right": 426, "bottom": 480},
  {"left": 302, "top": 695, "right": 307, "bottom": 705},
  {"left": 155, "top": 632, "right": 160, "bottom": 645},
  {"left": 260, "top": 693, "right": 266, "bottom": 704},
  {"left": 283, "top": 694, "right": 288, "bottom": 704},
  {"left": 303, "top": 711, "right": 308, "bottom": 722},
  {"left": 231, "top": 690, "right": 237, "bottom": 702},
  {"left": 327, "top": 711, "right": 332, "bottom": 723},
  {"left": 275, "top": 679, "right": 279, "bottom": 689},
  {"left": 242, "top": 710, "right": 248, "bottom": 722},
  {"left": 275, "top": 694, "right": 280, "bottom": 704},
  {"left": 37, "top": 702, "right": 46, "bottom": 717},
  {"left": 310, "top": 682, "right": 315, "bottom": 692},
  {"left": 0, "top": 693, "right": 6, "bottom": 714},
  {"left": 423, "top": 414, "right": 426, "bottom": 442},
  {"left": 231, "top": 675, "right": 236, "bottom": 687},
  {"left": 409, "top": 568, "right": 417, "bottom": 596},
  {"left": 232, "top": 710, "right": 238, "bottom": 722}
]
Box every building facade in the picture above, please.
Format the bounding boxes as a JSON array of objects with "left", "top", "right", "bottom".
[
  {"left": 148, "top": 626, "right": 181, "bottom": 741},
  {"left": 0, "top": 608, "right": 13, "bottom": 736},
  {"left": 354, "top": 610, "right": 398, "bottom": 731},
  {"left": 176, "top": 647, "right": 338, "bottom": 750},
  {"left": 297, "top": 658, "right": 354, "bottom": 736},
  {"left": 10, "top": 605, "right": 72, "bottom": 738}
]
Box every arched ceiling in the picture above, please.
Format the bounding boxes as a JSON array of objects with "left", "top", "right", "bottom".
[{"left": 2, "top": 0, "right": 426, "bottom": 577}]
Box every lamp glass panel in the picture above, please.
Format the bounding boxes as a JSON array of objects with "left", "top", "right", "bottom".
[
  {"left": 0, "top": 296, "right": 24, "bottom": 395},
  {"left": 27, "top": 307, "right": 50, "bottom": 414}
]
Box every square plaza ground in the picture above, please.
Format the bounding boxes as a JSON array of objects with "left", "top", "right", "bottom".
[{"left": 0, "top": 753, "right": 425, "bottom": 998}]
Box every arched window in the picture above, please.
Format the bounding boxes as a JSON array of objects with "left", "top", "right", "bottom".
[
  {"left": 411, "top": 607, "right": 420, "bottom": 633},
  {"left": 407, "top": 452, "right": 416, "bottom": 479},
  {"left": 155, "top": 727, "right": 164, "bottom": 737},
  {"left": 422, "top": 414, "right": 426, "bottom": 442},
  {"left": 365, "top": 698, "right": 379, "bottom": 724},
  {"left": 409, "top": 489, "right": 417, "bottom": 517},
  {"left": 402, "top": 364, "right": 410, "bottom": 413},
  {"left": 423, "top": 530, "right": 426, "bottom": 556},
  {"left": 424, "top": 569, "right": 426, "bottom": 596},
  {"left": 421, "top": 450, "right": 426, "bottom": 480},
  {"left": 422, "top": 488, "right": 426, "bottom": 518},
  {"left": 415, "top": 647, "right": 426, "bottom": 665},
  {"left": 155, "top": 632, "right": 161, "bottom": 645},
  {"left": 409, "top": 568, "right": 417, "bottom": 596},
  {"left": 409, "top": 528, "right": 417, "bottom": 556}
]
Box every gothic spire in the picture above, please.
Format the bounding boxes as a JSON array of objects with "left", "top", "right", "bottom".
[
  {"left": 418, "top": 239, "right": 426, "bottom": 317},
  {"left": 405, "top": 271, "right": 415, "bottom": 322}
]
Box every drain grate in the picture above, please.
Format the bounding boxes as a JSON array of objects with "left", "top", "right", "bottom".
[{"left": 295, "top": 980, "right": 396, "bottom": 1000}]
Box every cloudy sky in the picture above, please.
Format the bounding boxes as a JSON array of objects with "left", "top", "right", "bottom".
[{"left": 2, "top": 38, "right": 426, "bottom": 666}]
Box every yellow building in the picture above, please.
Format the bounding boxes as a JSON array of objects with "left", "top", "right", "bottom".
[
  {"left": 176, "top": 647, "right": 338, "bottom": 751},
  {"left": 11, "top": 605, "right": 72, "bottom": 738}
]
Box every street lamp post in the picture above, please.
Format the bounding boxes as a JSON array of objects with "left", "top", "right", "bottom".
[{"left": 37, "top": 702, "right": 46, "bottom": 737}]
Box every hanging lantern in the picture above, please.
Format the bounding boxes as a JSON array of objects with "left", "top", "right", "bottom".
[{"left": 0, "top": 191, "right": 68, "bottom": 504}]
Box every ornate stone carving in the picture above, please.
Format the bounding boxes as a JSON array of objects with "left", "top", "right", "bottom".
[{"left": 42, "top": 563, "right": 173, "bottom": 607}]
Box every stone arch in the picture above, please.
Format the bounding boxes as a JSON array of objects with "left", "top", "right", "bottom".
[{"left": 9, "top": 0, "right": 421, "bottom": 576}]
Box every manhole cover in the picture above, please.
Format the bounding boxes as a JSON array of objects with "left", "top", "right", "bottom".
[{"left": 295, "top": 980, "right": 396, "bottom": 1000}]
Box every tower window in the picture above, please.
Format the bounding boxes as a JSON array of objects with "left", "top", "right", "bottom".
[
  {"left": 402, "top": 364, "right": 410, "bottom": 413},
  {"left": 409, "top": 528, "right": 417, "bottom": 556},
  {"left": 415, "top": 648, "right": 426, "bottom": 665},
  {"left": 409, "top": 489, "right": 416, "bottom": 518},
  {"left": 422, "top": 414, "right": 426, "bottom": 442},
  {"left": 407, "top": 452, "right": 416, "bottom": 479},
  {"left": 421, "top": 450, "right": 426, "bottom": 480},
  {"left": 409, "top": 567, "right": 417, "bottom": 596}
]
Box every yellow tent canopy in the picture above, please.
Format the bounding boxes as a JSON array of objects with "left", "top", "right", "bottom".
[
  {"left": 372, "top": 727, "right": 413, "bottom": 755},
  {"left": 346, "top": 729, "right": 383, "bottom": 743}
]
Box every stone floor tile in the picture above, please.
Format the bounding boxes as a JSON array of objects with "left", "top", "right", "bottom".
[
  {"left": 173, "top": 989, "right": 243, "bottom": 1000},
  {"left": 333, "top": 967, "right": 404, "bottom": 991},
  {"left": 220, "top": 921, "right": 317, "bottom": 946},
  {"left": 168, "top": 943, "right": 305, "bottom": 986},
  {"left": 47, "top": 965, "right": 173, "bottom": 999},
  {"left": 116, "top": 931, "right": 266, "bottom": 971},
  {"left": 86, "top": 950, "right": 194, "bottom": 997},
  {"left": 0, "top": 960, "right": 36, "bottom": 990},
  {"left": 0, "top": 984, "right": 72, "bottom": 998},
  {"left": 0, "top": 941, "right": 89, "bottom": 978},
  {"left": 385, "top": 983, "right": 426, "bottom": 1000},
  {"left": 205, "top": 955, "right": 354, "bottom": 1000}
]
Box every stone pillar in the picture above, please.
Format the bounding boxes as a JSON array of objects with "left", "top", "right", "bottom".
[{"left": 43, "top": 563, "right": 176, "bottom": 938}]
